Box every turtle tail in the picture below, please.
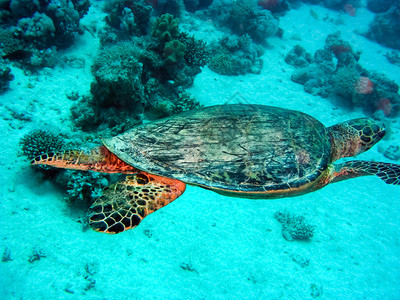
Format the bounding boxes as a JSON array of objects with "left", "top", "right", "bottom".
[
  {"left": 31, "top": 146, "right": 138, "bottom": 174},
  {"left": 331, "top": 161, "right": 400, "bottom": 185}
]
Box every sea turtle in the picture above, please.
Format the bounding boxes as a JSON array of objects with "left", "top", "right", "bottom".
[{"left": 32, "top": 104, "right": 400, "bottom": 234}]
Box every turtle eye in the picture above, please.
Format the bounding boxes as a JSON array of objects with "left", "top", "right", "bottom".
[{"left": 376, "top": 127, "right": 385, "bottom": 139}]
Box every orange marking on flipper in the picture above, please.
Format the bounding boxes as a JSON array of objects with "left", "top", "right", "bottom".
[{"left": 31, "top": 146, "right": 138, "bottom": 174}]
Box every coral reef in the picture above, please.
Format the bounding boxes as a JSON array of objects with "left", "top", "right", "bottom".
[
  {"left": 274, "top": 210, "right": 315, "bottom": 241},
  {"left": 203, "top": 0, "right": 279, "bottom": 43},
  {"left": 209, "top": 34, "right": 264, "bottom": 75},
  {"left": 103, "top": 0, "right": 151, "bottom": 37},
  {"left": 71, "top": 41, "right": 146, "bottom": 135},
  {"left": 157, "top": 0, "right": 185, "bottom": 17},
  {"left": 385, "top": 50, "right": 400, "bottom": 67},
  {"left": 16, "top": 12, "right": 55, "bottom": 48},
  {"left": 0, "top": 0, "right": 90, "bottom": 69},
  {"left": 183, "top": 0, "right": 213, "bottom": 12},
  {"left": 91, "top": 42, "right": 145, "bottom": 110},
  {"left": 258, "top": 0, "right": 289, "bottom": 14},
  {"left": 244, "top": 8, "right": 279, "bottom": 41},
  {"left": 178, "top": 32, "right": 210, "bottom": 67},
  {"left": 331, "top": 66, "right": 362, "bottom": 101},
  {"left": 13, "top": 0, "right": 90, "bottom": 49},
  {"left": 175, "top": 91, "right": 202, "bottom": 112},
  {"left": 72, "top": 9, "right": 205, "bottom": 134},
  {"left": 324, "top": 32, "right": 360, "bottom": 67},
  {"left": 152, "top": 13, "right": 180, "bottom": 43},
  {"left": 366, "top": 0, "right": 395, "bottom": 14},
  {"left": 73, "top": 27, "right": 203, "bottom": 133},
  {"left": 163, "top": 40, "right": 186, "bottom": 63},
  {"left": 0, "top": 58, "right": 13, "bottom": 93},
  {"left": 209, "top": 52, "right": 237, "bottom": 75},
  {"left": 367, "top": 5, "right": 400, "bottom": 50},
  {"left": 146, "top": 89, "right": 200, "bottom": 117},
  {"left": 284, "top": 45, "right": 312, "bottom": 68},
  {"left": 323, "top": 0, "right": 351, "bottom": 10},
  {"left": 20, "top": 130, "right": 110, "bottom": 205},
  {"left": 0, "top": 28, "right": 26, "bottom": 59},
  {"left": 56, "top": 170, "right": 109, "bottom": 206},
  {"left": 19, "top": 129, "right": 65, "bottom": 160},
  {"left": 70, "top": 94, "right": 143, "bottom": 135},
  {"left": 286, "top": 33, "right": 400, "bottom": 116}
]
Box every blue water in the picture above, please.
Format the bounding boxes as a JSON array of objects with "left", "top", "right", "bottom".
[{"left": 0, "top": 1, "right": 399, "bottom": 299}]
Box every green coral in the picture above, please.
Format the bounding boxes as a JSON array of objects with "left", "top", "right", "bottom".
[
  {"left": 152, "top": 13, "right": 179, "bottom": 43},
  {"left": 20, "top": 129, "right": 65, "bottom": 160},
  {"left": 163, "top": 40, "right": 186, "bottom": 63}
]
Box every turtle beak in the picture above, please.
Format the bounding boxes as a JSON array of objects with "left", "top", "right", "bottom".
[
  {"left": 377, "top": 125, "right": 386, "bottom": 139},
  {"left": 378, "top": 128, "right": 386, "bottom": 139}
]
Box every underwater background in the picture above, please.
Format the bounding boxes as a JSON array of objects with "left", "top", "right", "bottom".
[{"left": 1, "top": 0, "right": 400, "bottom": 298}]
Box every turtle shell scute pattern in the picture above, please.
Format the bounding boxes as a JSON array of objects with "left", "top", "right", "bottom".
[{"left": 104, "top": 104, "right": 331, "bottom": 192}]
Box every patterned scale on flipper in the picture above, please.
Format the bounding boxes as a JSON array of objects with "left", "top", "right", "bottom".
[{"left": 89, "top": 172, "right": 186, "bottom": 234}]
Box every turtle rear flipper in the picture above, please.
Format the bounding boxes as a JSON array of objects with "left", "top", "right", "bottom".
[
  {"left": 331, "top": 161, "right": 400, "bottom": 185},
  {"left": 89, "top": 172, "right": 186, "bottom": 234}
]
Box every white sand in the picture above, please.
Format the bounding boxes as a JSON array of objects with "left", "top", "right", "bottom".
[{"left": 0, "top": 2, "right": 399, "bottom": 299}]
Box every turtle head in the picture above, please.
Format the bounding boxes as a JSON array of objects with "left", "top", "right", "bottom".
[{"left": 328, "top": 118, "right": 385, "bottom": 161}]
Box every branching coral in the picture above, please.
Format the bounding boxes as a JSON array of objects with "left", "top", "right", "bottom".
[
  {"left": 20, "top": 129, "right": 65, "bottom": 160},
  {"left": 178, "top": 32, "right": 209, "bottom": 67}
]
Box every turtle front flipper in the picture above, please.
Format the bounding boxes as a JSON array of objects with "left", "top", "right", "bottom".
[
  {"left": 89, "top": 172, "right": 186, "bottom": 234},
  {"left": 330, "top": 161, "right": 400, "bottom": 185}
]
